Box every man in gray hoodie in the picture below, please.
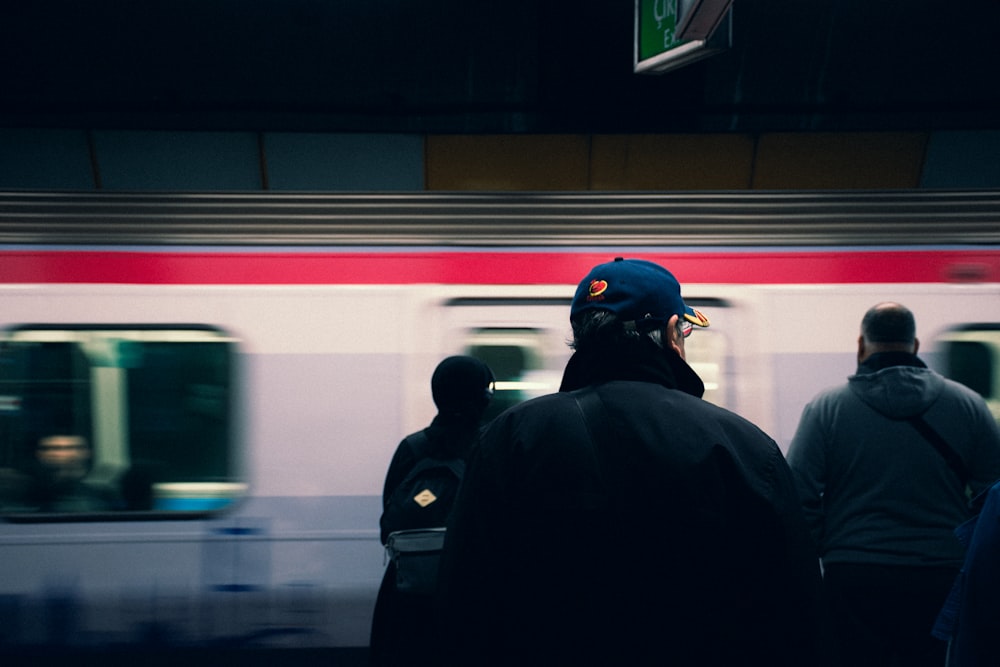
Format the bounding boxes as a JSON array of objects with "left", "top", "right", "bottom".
[{"left": 787, "top": 302, "right": 1000, "bottom": 667}]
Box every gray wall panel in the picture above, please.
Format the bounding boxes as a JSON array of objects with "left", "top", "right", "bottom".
[{"left": 263, "top": 133, "right": 424, "bottom": 191}]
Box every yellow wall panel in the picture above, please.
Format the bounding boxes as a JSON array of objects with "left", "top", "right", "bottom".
[
  {"left": 752, "top": 132, "right": 928, "bottom": 189},
  {"left": 426, "top": 132, "right": 930, "bottom": 191},
  {"left": 590, "top": 134, "right": 755, "bottom": 190},
  {"left": 426, "top": 135, "right": 591, "bottom": 190}
]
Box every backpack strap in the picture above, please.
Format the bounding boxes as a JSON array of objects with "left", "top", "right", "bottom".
[
  {"left": 860, "top": 397, "right": 971, "bottom": 493},
  {"left": 908, "top": 415, "right": 969, "bottom": 488},
  {"left": 572, "top": 388, "right": 619, "bottom": 483},
  {"left": 404, "top": 429, "right": 431, "bottom": 460}
]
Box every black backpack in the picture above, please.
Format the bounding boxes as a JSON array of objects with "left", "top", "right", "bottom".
[{"left": 379, "top": 431, "right": 466, "bottom": 543}]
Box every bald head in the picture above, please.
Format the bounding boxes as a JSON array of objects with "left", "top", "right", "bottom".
[{"left": 858, "top": 302, "right": 918, "bottom": 362}]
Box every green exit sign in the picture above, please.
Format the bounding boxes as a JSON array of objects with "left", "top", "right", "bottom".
[
  {"left": 637, "top": 0, "right": 685, "bottom": 60},
  {"left": 634, "top": 0, "right": 732, "bottom": 74}
]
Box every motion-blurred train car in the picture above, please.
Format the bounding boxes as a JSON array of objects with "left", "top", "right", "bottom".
[{"left": 0, "top": 191, "right": 998, "bottom": 664}]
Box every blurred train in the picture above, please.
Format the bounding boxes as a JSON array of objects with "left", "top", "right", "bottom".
[{"left": 0, "top": 190, "right": 998, "bottom": 664}]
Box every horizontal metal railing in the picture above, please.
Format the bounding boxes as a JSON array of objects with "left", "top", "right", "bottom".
[{"left": 0, "top": 190, "right": 998, "bottom": 247}]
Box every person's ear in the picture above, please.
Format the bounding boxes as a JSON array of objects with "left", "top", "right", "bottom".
[
  {"left": 913, "top": 337, "right": 920, "bottom": 355},
  {"left": 667, "top": 314, "right": 685, "bottom": 360},
  {"left": 857, "top": 335, "right": 866, "bottom": 364}
]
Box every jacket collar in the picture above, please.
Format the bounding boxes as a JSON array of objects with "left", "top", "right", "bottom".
[
  {"left": 856, "top": 351, "right": 926, "bottom": 375},
  {"left": 558, "top": 336, "right": 705, "bottom": 398}
]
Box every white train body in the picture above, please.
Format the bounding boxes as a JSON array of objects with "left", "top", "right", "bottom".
[{"left": 0, "top": 192, "right": 998, "bottom": 658}]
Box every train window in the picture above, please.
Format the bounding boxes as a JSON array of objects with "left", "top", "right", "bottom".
[
  {"left": 463, "top": 321, "right": 730, "bottom": 417},
  {"left": 0, "top": 325, "right": 244, "bottom": 520},
  {"left": 938, "top": 325, "right": 1000, "bottom": 422},
  {"left": 464, "top": 328, "right": 563, "bottom": 422},
  {"left": 948, "top": 342, "right": 992, "bottom": 397}
]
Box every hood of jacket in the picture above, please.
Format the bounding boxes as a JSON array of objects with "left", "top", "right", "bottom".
[
  {"left": 847, "top": 351, "right": 945, "bottom": 420},
  {"left": 558, "top": 335, "right": 705, "bottom": 398}
]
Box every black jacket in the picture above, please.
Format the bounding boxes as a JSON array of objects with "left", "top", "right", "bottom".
[
  {"left": 370, "top": 411, "right": 483, "bottom": 667},
  {"left": 436, "top": 340, "right": 823, "bottom": 666}
]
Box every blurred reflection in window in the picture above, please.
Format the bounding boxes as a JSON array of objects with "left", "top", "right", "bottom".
[
  {"left": 0, "top": 326, "right": 244, "bottom": 519},
  {"left": 940, "top": 324, "right": 1000, "bottom": 423}
]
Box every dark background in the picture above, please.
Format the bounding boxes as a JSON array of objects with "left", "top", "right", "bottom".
[{"left": 2, "top": 0, "right": 998, "bottom": 135}]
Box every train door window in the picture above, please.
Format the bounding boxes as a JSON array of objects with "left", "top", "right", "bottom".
[
  {"left": 465, "top": 328, "right": 558, "bottom": 422},
  {"left": 938, "top": 324, "right": 1000, "bottom": 422},
  {"left": 447, "top": 295, "right": 731, "bottom": 418},
  {"left": 0, "top": 325, "right": 244, "bottom": 520},
  {"left": 462, "top": 321, "right": 730, "bottom": 415},
  {"left": 443, "top": 296, "right": 572, "bottom": 422}
]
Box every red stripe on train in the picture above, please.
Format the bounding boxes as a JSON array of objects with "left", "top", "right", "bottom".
[{"left": 0, "top": 250, "right": 997, "bottom": 284}]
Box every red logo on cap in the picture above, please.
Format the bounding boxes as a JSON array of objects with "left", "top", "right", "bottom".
[{"left": 587, "top": 279, "right": 608, "bottom": 301}]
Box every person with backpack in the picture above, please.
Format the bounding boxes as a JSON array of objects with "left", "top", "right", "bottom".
[{"left": 369, "top": 355, "right": 494, "bottom": 667}]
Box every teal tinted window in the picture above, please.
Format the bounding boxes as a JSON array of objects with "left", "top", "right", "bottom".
[
  {"left": 0, "top": 326, "right": 243, "bottom": 519},
  {"left": 466, "top": 328, "right": 548, "bottom": 422},
  {"left": 946, "top": 341, "right": 994, "bottom": 398},
  {"left": 938, "top": 325, "right": 1000, "bottom": 423}
]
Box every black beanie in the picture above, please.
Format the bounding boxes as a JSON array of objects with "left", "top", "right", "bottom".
[{"left": 431, "top": 356, "right": 495, "bottom": 414}]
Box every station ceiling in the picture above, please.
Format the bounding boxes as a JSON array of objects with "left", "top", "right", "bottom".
[{"left": 2, "top": 0, "right": 998, "bottom": 134}]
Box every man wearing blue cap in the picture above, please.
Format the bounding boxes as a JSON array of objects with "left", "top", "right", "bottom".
[{"left": 436, "top": 258, "right": 824, "bottom": 666}]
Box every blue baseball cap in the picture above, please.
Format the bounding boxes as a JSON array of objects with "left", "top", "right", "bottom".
[{"left": 570, "top": 257, "right": 710, "bottom": 332}]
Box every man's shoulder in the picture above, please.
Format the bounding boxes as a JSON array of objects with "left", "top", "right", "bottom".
[
  {"left": 606, "top": 381, "right": 780, "bottom": 449},
  {"left": 502, "top": 390, "right": 576, "bottom": 414},
  {"left": 804, "top": 381, "right": 854, "bottom": 408},
  {"left": 867, "top": 365, "right": 985, "bottom": 410},
  {"left": 484, "top": 391, "right": 579, "bottom": 429},
  {"left": 935, "top": 374, "right": 998, "bottom": 425}
]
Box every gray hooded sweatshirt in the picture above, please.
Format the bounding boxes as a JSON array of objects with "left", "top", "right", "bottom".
[{"left": 787, "top": 352, "right": 1000, "bottom": 567}]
